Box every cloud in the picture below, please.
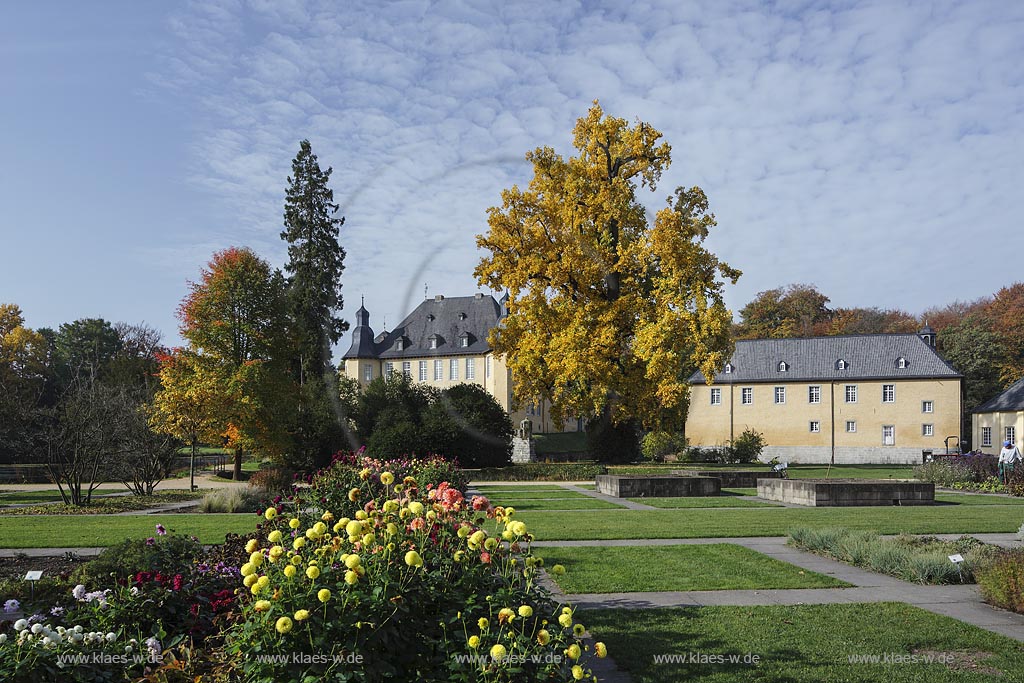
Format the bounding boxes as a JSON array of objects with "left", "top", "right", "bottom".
[{"left": 146, "top": 0, "right": 1024, "bottom": 347}]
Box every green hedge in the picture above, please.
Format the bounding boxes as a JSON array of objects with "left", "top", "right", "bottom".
[{"left": 471, "top": 462, "right": 607, "bottom": 481}]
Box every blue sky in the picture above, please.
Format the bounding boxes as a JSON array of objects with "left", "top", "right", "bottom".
[{"left": 2, "top": 1, "right": 1022, "bottom": 357}]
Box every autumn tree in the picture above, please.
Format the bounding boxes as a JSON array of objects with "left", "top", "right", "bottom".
[
  {"left": 178, "top": 247, "right": 292, "bottom": 479},
  {"left": 475, "top": 102, "right": 740, "bottom": 431},
  {"left": 280, "top": 139, "right": 349, "bottom": 468},
  {"left": 734, "top": 284, "right": 832, "bottom": 339},
  {"left": 0, "top": 304, "right": 49, "bottom": 461},
  {"left": 984, "top": 283, "right": 1024, "bottom": 386},
  {"left": 939, "top": 314, "right": 1002, "bottom": 443},
  {"left": 150, "top": 349, "right": 228, "bottom": 490},
  {"left": 827, "top": 307, "right": 919, "bottom": 336}
]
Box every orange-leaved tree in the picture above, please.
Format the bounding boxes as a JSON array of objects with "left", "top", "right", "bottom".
[{"left": 176, "top": 247, "right": 293, "bottom": 479}]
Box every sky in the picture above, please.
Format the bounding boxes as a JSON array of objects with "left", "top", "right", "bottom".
[{"left": 2, "top": 0, "right": 1022, "bottom": 359}]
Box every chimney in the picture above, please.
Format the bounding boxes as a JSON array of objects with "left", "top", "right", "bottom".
[
  {"left": 474, "top": 292, "right": 483, "bottom": 299},
  {"left": 434, "top": 294, "right": 444, "bottom": 302}
]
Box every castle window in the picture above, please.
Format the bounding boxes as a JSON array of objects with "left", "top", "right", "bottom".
[
  {"left": 466, "top": 358, "right": 475, "bottom": 379},
  {"left": 836, "top": 359, "right": 847, "bottom": 371},
  {"left": 808, "top": 385, "right": 821, "bottom": 404},
  {"left": 897, "top": 357, "right": 907, "bottom": 369},
  {"left": 458, "top": 312, "right": 467, "bottom": 320},
  {"left": 724, "top": 363, "right": 733, "bottom": 374},
  {"left": 710, "top": 388, "right": 721, "bottom": 405},
  {"left": 778, "top": 361, "right": 788, "bottom": 372},
  {"left": 396, "top": 338, "right": 404, "bottom": 351},
  {"left": 434, "top": 359, "right": 443, "bottom": 380},
  {"left": 418, "top": 361, "right": 427, "bottom": 381},
  {"left": 809, "top": 421, "right": 820, "bottom": 433},
  {"left": 882, "top": 384, "right": 895, "bottom": 403}
]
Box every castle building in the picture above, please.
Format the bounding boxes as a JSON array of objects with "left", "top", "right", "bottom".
[
  {"left": 341, "top": 293, "right": 572, "bottom": 433},
  {"left": 972, "top": 376, "right": 1024, "bottom": 452},
  {"left": 685, "top": 329, "right": 963, "bottom": 464}
]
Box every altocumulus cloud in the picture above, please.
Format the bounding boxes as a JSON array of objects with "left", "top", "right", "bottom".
[{"left": 152, "top": 0, "right": 1024, "bottom": 346}]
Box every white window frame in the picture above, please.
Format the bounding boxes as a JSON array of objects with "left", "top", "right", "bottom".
[
  {"left": 922, "top": 400, "right": 933, "bottom": 414},
  {"left": 845, "top": 385, "right": 857, "bottom": 403},
  {"left": 485, "top": 355, "right": 492, "bottom": 378},
  {"left": 741, "top": 387, "right": 752, "bottom": 405},
  {"left": 396, "top": 338, "right": 404, "bottom": 351},
  {"left": 837, "top": 359, "right": 847, "bottom": 370},
  {"left": 402, "top": 361, "right": 411, "bottom": 378},
  {"left": 460, "top": 336, "right": 469, "bottom": 348},
  {"left": 710, "top": 388, "right": 722, "bottom": 405},
  {"left": 922, "top": 424, "right": 934, "bottom": 437},
  {"left": 897, "top": 357, "right": 907, "bottom": 369},
  {"left": 363, "top": 363, "right": 373, "bottom": 382},
  {"left": 433, "top": 359, "right": 443, "bottom": 381},
  {"left": 882, "top": 384, "right": 895, "bottom": 404},
  {"left": 808, "top": 385, "right": 821, "bottom": 404},
  {"left": 466, "top": 358, "right": 475, "bottom": 380},
  {"left": 774, "top": 386, "right": 786, "bottom": 404},
  {"left": 983, "top": 427, "right": 992, "bottom": 447},
  {"left": 1007, "top": 426, "right": 1017, "bottom": 446},
  {"left": 418, "top": 361, "right": 427, "bottom": 382},
  {"left": 724, "top": 363, "right": 733, "bottom": 374},
  {"left": 846, "top": 420, "right": 857, "bottom": 433},
  {"left": 384, "top": 362, "right": 394, "bottom": 376},
  {"left": 429, "top": 338, "right": 438, "bottom": 350},
  {"left": 809, "top": 421, "right": 820, "bottom": 433},
  {"left": 882, "top": 425, "right": 895, "bottom": 446},
  {"left": 450, "top": 358, "right": 459, "bottom": 381}
]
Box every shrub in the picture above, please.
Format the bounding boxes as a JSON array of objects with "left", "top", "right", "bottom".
[
  {"left": 248, "top": 466, "right": 295, "bottom": 495},
  {"left": 199, "top": 487, "right": 268, "bottom": 513},
  {"left": 680, "top": 446, "right": 729, "bottom": 463},
  {"left": 640, "top": 432, "right": 687, "bottom": 462},
  {"left": 727, "top": 428, "right": 766, "bottom": 464},
  {"left": 585, "top": 416, "right": 640, "bottom": 463},
  {"left": 424, "top": 383, "right": 513, "bottom": 468},
  {"left": 866, "top": 543, "right": 911, "bottom": 577},
  {"left": 912, "top": 460, "right": 972, "bottom": 486},
  {"left": 959, "top": 453, "right": 999, "bottom": 481},
  {"left": 977, "top": 549, "right": 1024, "bottom": 614},
  {"left": 473, "top": 463, "right": 607, "bottom": 481}
]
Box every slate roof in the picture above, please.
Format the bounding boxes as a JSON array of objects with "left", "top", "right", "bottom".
[
  {"left": 688, "top": 334, "right": 961, "bottom": 384},
  {"left": 342, "top": 294, "right": 500, "bottom": 360},
  {"left": 974, "top": 376, "right": 1024, "bottom": 413}
]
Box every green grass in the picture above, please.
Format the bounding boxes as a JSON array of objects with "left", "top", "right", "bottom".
[
  {"left": 515, "top": 506, "right": 1024, "bottom": 541},
  {"left": 0, "top": 487, "right": 127, "bottom": 505},
  {"left": 610, "top": 464, "right": 916, "bottom": 480},
  {"left": 532, "top": 431, "right": 587, "bottom": 454},
  {"left": 0, "top": 514, "right": 259, "bottom": 548},
  {"left": 476, "top": 490, "right": 591, "bottom": 500},
  {"left": 0, "top": 490, "right": 207, "bottom": 515},
  {"left": 473, "top": 485, "right": 573, "bottom": 491},
  {"left": 577, "top": 484, "right": 597, "bottom": 490},
  {"left": 935, "top": 493, "right": 1024, "bottom": 505},
  {"left": 493, "top": 498, "right": 625, "bottom": 510},
  {"left": 582, "top": 603, "right": 1024, "bottom": 683},
  {"left": 627, "top": 496, "right": 780, "bottom": 508},
  {"left": 537, "top": 544, "right": 848, "bottom": 592}
]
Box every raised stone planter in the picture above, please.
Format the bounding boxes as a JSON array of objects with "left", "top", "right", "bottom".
[
  {"left": 596, "top": 475, "right": 720, "bottom": 498},
  {"left": 757, "top": 478, "right": 934, "bottom": 507},
  {"left": 672, "top": 469, "right": 782, "bottom": 488}
]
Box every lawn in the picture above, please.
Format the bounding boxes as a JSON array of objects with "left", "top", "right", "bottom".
[
  {"left": 0, "top": 514, "right": 258, "bottom": 547},
  {"left": 583, "top": 603, "right": 1024, "bottom": 682},
  {"left": 608, "top": 464, "right": 917, "bottom": 480},
  {"left": 473, "top": 490, "right": 592, "bottom": 500},
  {"left": 0, "top": 490, "right": 207, "bottom": 515},
  {"left": 472, "top": 485, "right": 573, "bottom": 492},
  {"left": 0, "top": 487, "right": 128, "bottom": 505},
  {"left": 515, "top": 506, "right": 1024, "bottom": 541},
  {"left": 536, "top": 544, "right": 848, "bottom": 592},
  {"left": 628, "top": 496, "right": 780, "bottom": 508},
  {"left": 935, "top": 493, "right": 1024, "bottom": 505},
  {"left": 493, "top": 498, "right": 626, "bottom": 510}
]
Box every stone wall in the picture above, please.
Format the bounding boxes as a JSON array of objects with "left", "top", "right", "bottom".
[
  {"left": 511, "top": 436, "right": 535, "bottom": 463},
  {"left": 757, "top": 478, "right": 934, "bottom": 506},
  {"left": 596, "top": 475, "right": 720, "bottom": 498},
  {"left": 758, "top": 445, "right": 926, "bottom": 465}
]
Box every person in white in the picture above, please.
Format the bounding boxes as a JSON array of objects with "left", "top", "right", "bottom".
[{"left": 998, "top": 440, "right": 1022, "bottom": 484}]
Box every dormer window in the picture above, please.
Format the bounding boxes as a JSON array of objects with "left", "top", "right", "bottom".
[
  {"left": 896, "top": 357, "right": 907, "bottom": 369},
  {"left": 778, "top": 361, "right": 788, "bottom": 372},
  {"left": 426, "top": 314, "right": 435, "bottom": 322},
  {"left": 395, "top": 337, "right": 405, "bottom": 351},
  {"left": 458, "top": 312, "right": 467, "bottom": 320},
  {"left": 459, "top": 332, "right": 473, "bottom": 348},
  {"left": 724, "top": 363, "right": 733, "bottom": 374},
  {"left": 428, "top": 334, "right": 442, "bottom": 349},
  {"left": 836, "top": 359, "right": 847, "bottom": 371}
]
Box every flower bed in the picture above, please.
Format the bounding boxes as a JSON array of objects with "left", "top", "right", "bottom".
[{"left": 1, "top": 452, "right": 605, "bottom": 681}]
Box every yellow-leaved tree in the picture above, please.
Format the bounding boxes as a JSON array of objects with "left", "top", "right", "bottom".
[{"left": 475, "top": 102, "right": 740, "bottom": 432}]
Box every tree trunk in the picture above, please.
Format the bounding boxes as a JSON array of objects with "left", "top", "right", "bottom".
[{"left": 234, "top": 447, "right": 243, "bottom": 481}]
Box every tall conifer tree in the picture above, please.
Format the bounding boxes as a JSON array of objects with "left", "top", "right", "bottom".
[{"left": 281, "top": 140, "right": 348, "bottom": 466}]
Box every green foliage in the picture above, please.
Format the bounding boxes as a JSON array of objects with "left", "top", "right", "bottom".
[
  {"left": 640, "top": 431, "right": 687, "bottom": 462},
  {"left": 473, "top": 463, "right": 607, "bottom": 481},
  {"left": 281, "top": 140, "right": 349, "bottom": 469},
  {"left": 912, "top": 459, "right": 973, "bottom": 486},
  {"left": 76, "top": 533, "right": 205, "bottom": 584},
  {"left": 727, "top": 428, "right": 766, "bottom": 463},
  {"left": 585, "top": 415, "right": 640, "bottom": 463},
  {"left": 348, "top": 374, "right": 512, "bottom": 466},
  {"left": 976, "top": 549, "right": 1024, "bottom": 613},
  {"left": 198, "top": 487, "right": 267, "bottom": 513},
  {"left": 247, "top": 465, "right": 295, "bottom": 495},
  {"left": 735, "top": 283, "right": 832, "bottom": 339},
  {"left": 788, "top": 527, "right": 998, "bottom": 584}
]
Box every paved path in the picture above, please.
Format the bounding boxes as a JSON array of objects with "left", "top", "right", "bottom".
[{"left": 0, "top": 472, "right": 249, "bottom": 493}]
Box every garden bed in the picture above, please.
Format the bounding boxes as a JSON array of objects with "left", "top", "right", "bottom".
[{"left": 787, "top": 527, "right": 1001, "bottom": 584}]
